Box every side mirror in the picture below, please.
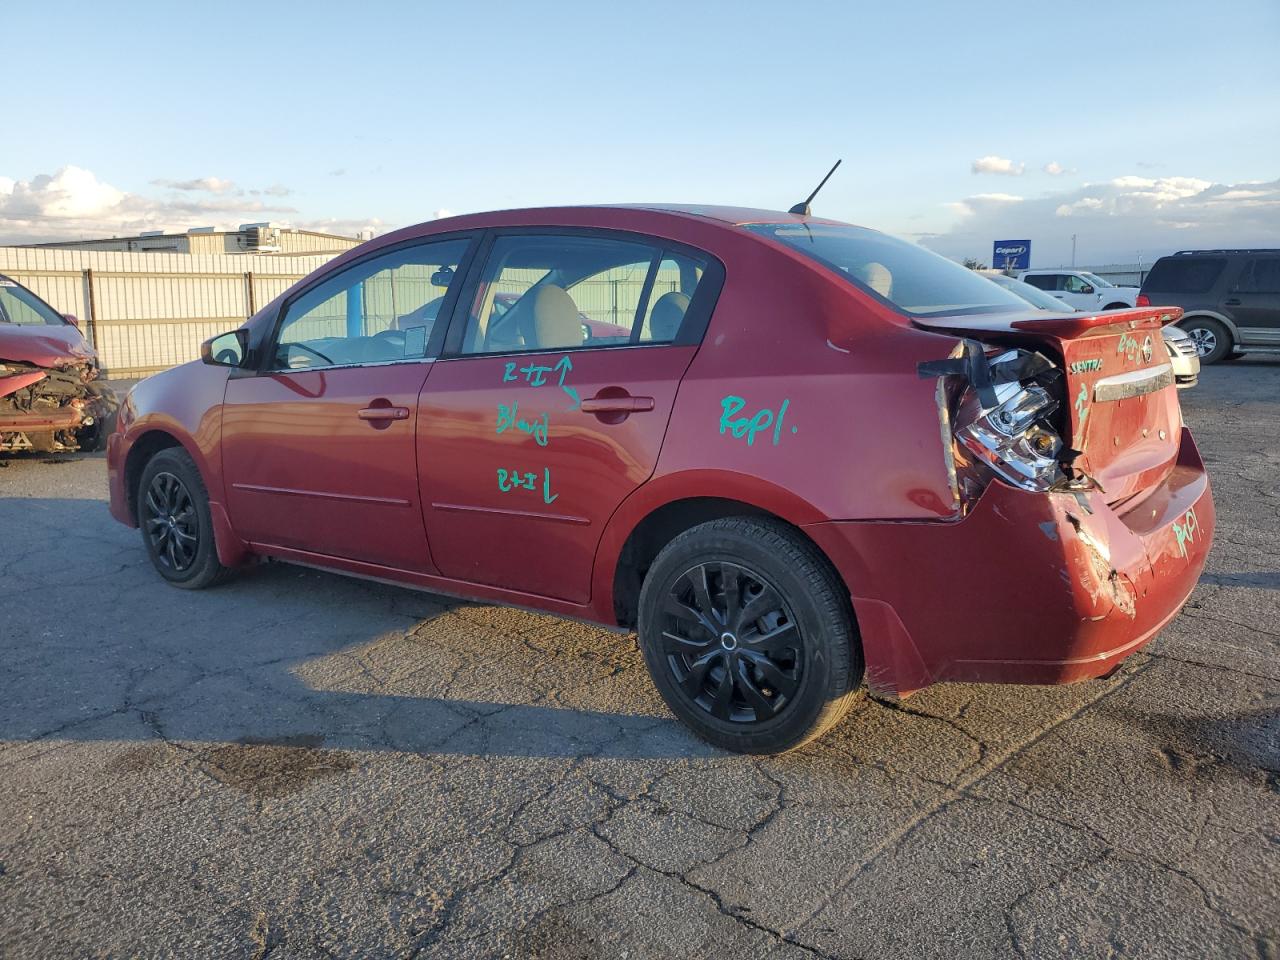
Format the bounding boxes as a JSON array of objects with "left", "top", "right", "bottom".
[
  {"left": 201, "top": 329, "right": 249, "bottom": 367},
  {"left": 1081, "top": 284, "right": 1095, "bottom": 295},
  {"left": 62, "top": 313, "right": 81, "bottom": 329}
]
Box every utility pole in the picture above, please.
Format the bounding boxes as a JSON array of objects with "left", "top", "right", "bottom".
[{"left": 1071, "top": 234, "right": 1077, "bottom": 267}]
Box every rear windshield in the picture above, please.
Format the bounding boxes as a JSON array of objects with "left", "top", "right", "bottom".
[
  {"left": 744, "top": 224, "right": 1028, "bottom": 318},
  {"left": 1142, "top": 257, "right": 1226, "bottom": 294}
]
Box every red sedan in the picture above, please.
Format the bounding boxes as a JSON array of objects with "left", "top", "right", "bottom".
[{"left": 107, "top": 205, "right": 1214, "bottom": 753}]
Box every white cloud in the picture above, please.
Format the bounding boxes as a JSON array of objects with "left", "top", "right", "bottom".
[
  {"left": 1043, "top": 161, "right": 1068, "bottom": 176},
  {"left": 921, "top": 174, "right": 1280, "bottom": 265},
  {"left": 971, "top": 155, "right": 1025, "bottom": 176},
  {"left": 0, "top": 165, "right": 307, "bottom": 243},
  {"left": 433, "top": 208, "right": 454, "bottom": 220},
  {"left": 151, "top": 176, "right": 238, "bottom": 194}
]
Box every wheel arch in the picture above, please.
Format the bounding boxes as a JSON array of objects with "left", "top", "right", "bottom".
[
  {"left": 123, "top": 428, "right": 187, "bottom": 524},
  {"left": 1177, "top": 309, "right": 1241, "bottom": 343},
  {"left": 596, "top": 473, "right": 849, "bottom": 630},
  {"left": 123, "top": 425, "right": 252, "bottom": 568}
]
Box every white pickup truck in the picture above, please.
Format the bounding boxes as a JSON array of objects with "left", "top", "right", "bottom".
[{"left": 1016, "top": 269, "right": 1140, "bottom": 312}]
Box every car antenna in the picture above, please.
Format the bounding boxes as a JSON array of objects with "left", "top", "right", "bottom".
[{"left": 789, "top": 159, "right": 842, "bottom": 216}]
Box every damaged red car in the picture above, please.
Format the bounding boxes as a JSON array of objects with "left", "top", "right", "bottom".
[
  {"left": 106, "top": 206, "right": 1215, "bottom": 753},
  {"left": 1, "top": 274, "right": 115, "bottom": 454}
]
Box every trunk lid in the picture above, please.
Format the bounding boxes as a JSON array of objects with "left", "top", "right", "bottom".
[{"left": 915, "top": 307, "right": 1184, "bottom": 507}]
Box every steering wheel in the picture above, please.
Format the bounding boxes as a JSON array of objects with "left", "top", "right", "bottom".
[
  {"left": 372, "top": 328, "right": 406, "bottom": 349},
  {"left": 284, "top": 341, "right": 334, "bottom": 366}
]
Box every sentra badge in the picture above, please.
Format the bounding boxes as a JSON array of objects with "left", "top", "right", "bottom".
[{"left": 1069, "top": 358, "right": 1103, "bottom": 374}]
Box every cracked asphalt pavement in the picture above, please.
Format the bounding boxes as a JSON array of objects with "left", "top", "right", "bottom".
[{"left": 1, "top": 363, "right": 1277, "bottom": 959}]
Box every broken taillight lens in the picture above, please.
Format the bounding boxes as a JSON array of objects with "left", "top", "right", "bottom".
[{"left": 952, "top": 352, "right": 1067, "bottom": 496}]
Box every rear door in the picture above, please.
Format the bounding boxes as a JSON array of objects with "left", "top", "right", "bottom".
[
  {"left": 418, "top": 230, "right": 721, "bottom": 603},
  {"left": 1227, "top": 257, "right": 1280, "bottom": 346},
  {"left": 221, "top": 236, "right": 474, "bottom": 571}
]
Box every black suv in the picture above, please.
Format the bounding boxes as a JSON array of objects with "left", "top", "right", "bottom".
[{"left": 1139, "top": 250, "right": 1280, "bottom": 363}]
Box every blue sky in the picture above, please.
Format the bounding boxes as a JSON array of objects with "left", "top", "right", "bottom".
[{"left": 2, "top": 0, "right": 1277, "bottom": 265}]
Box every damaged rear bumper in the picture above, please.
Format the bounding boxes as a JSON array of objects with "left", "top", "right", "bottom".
[{"left": 806, "top": 427, "right": 1214, "bottom": 697}]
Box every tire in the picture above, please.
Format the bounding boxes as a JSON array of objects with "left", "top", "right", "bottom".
[
  {"left": 137, "top": 447, "right": 234, "bottom": 589},
  {"left": 1179, "top": 317, "right": 1231, "bottom": 364},
  {"left": 1103, "top": 302, "right": 1130, "bottom": 311},
  {"left": 76, "top": 382, "right": 119, "bottom": 452},
  {"left": 637, "top": 517, "right": 862, "bottom": 754}
]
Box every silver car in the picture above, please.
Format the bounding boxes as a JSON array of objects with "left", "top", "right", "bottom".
[{"left": 982, "top": 272, "right": 1199, "bottom": 389}]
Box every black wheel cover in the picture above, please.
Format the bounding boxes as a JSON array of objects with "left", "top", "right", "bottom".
[
  {"left": 143, "top": 471, "right": 199, "bottom": 573},
  {"left": 660, "top": 561, "right": 803, "bottom": 724}
]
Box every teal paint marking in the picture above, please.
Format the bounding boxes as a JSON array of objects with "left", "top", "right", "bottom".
[
  {"left": 1172, "top": 507, "right": 1199, "bottom": 560},
  {"left": 772, "top": 399, "right": 791, "bottom": 445},
  {"left": 719, "top": 395, "right": 793, "bottom": 447},
  {"left": 502, "top": 362, "right": 518, "bottom": 383},
  {"left": 1074, "top": 382, "right": 1090, "bottom": 426},
  {"left": 496, "top": 466, "right": 558, "bottom": 504},
  {"left": 520, "top": 363, "right": 552, "bottom": 387},
  {"left": 496, "top": 402, "right": 549, "bottom": 446},
  {"left": 497, "top": 468, "right": 537, "bottom": 492},
  {"left": 553, "top": 355, "right": 572, "bottom": 385}
]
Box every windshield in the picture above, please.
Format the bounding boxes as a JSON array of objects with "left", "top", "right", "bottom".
[
  {"left": 986, "top": 273, "right": 1074, "bottom": 311},
  {"left": 744, "top": 224, "right": 1028, "bottom": 318},
  {"left": 0, "top": 278, "right": 67, "bottom": 326},
  {"left": 1080, "top": 272, "right": 1113, "bottom": 288}
]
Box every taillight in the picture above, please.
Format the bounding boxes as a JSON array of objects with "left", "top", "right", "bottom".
[
  {"left": 954, "top": 381, "right": 1065, "bottom": 493},
  {"left": 1136, "top": 293, "right": 1150, "bottom": 307},
  {"left": 920, "top": 343, "right": 1072, "bottom": 507}
]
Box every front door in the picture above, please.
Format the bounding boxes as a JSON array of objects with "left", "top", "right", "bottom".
[
  {"left": 221, "top": 236, "right": 473, "bottom": 571},
  {"left": 418, "top": 231, "right": 717, "bottom": 603}
]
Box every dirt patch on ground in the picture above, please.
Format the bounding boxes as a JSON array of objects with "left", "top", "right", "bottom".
[{"left": 200, "top": 735, "right": 356, "bottom": 799}]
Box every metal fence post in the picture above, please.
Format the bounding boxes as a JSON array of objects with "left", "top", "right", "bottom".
[
  {"left": 244, "top": 271, "right": 256, "bottom": 318},
  {"left": 83, "top": 268, "right": 102, "bottom": 354}
]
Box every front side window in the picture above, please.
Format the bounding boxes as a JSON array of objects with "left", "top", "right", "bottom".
[
  {"left": 745, "top": 224, "right": 1029, "bottom": 318},
  {"left": 458, "top": 234, "right": 709, "bottom": 355},
  {"left": 274, "top": 238, "right": 470, "bottom": 369},
  {"left": 1080, "top": 272, "right": 1113, "bottom": 288},
  {"left": 0, "top": 279, "right": 65, "bottom": 326},
  {"left": 1063, "top": 274, "right": 1094, "bottom": 293}
]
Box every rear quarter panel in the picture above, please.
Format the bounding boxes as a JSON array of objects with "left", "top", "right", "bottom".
[{"left": 653, "top": 243, "right": 961, "bottom": 524}]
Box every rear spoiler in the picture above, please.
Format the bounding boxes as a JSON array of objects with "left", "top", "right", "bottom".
[
  {"left": 1009, "top": 307, "right": 1183, "bottom": 339},
  {"left": 912, "top": 306, "right": 1182, "bottom": 342}
]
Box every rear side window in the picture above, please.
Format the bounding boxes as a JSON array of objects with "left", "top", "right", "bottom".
[
  {"left": 745, "top": 224, "right": 1029, "bottom": 318},
  {"left": 1236, "top": 258, "right": 1280, "bottom": 294},
  {"left": 458, "top": 234, "right": 711, "bottom": 355},
  {"left": 1143, "top": 257, "right": 1226, "bottom": 294},
  {"left": 1022, "top": 274, "right": 1059, "bottom": 291}
]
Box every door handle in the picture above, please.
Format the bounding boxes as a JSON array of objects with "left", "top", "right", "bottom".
[
  {"left": 1223, "top": 298, "right": 1242, "bottom": 306},
  {"left": 580, "top": 395, "right": 655, "bottom": 414},
  {"left": 357, "top": 405, "right": 410, "bottom": 421}
]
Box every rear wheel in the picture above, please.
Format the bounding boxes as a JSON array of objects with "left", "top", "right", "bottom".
[
  {"left": 1103, "top": 302, "right": 1130, "bottom": 311},
  {"left": 138, "top": 448, "right": 233, "bottom": 589},
  {"left": 1180, "top": 317, "right": 1231, "bottom": 364},
  {"left": 637, "top": 517, "right": 862, "bottom": 754}
]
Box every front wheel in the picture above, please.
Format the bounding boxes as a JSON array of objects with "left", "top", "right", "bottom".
[
  {"left": 138, "top": 448, "right": 234, "bottom": 589},
  {"left": 1180, "top": 317, "right": 1232, "bottom": 364},
  {"left": 637, "top": 517, "right": 862, "bottom": 754}
]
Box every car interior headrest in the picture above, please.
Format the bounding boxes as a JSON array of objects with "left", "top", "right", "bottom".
[
  {"left": 524, "top": 284, "right": 583, "bottom": 350},
  {"left": 648, "top": 291, "right": 690, "bottom": 341}
]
